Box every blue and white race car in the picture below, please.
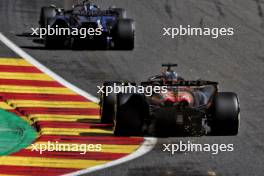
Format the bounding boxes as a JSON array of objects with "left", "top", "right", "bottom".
[{"left": 39, "top": 0, "right": 135, "bottom": 49}]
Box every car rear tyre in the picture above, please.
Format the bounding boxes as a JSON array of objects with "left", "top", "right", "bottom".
[
  {"left": 39, "top": 7, "right": 56, "bottom": 28},
  {"left": 210, "top": 92, "right": 240, "bottom": 136},
  {"left": 114, "top": 94, "right": 144, "bottom": 136},
  {"left": 100, "top": 82, "right": 121, "bottom": 124},
  {"left": 44, "top": 33, "right": 66, "bottom": 49},
  {"left": 113, "top": 19, "right": 135, "bottom": 50},
  {"left": 44, "top": 19, "right": 68, "bottom": 49}
]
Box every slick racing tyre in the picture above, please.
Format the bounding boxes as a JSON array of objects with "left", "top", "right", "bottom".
[
  {"left": 39, "top": 7, "right": 56, "bottom": 28},
  {"left": 113, "top": 94, "right": 145, "bottom": 136},
  {"left": 44, "top": 19, "right": 68, "bottom": 49},
  {"left": 114, "top": 19, "right": 135, "bottom": 50},
  {"left": 100, "top": 82, "right": 121, "bottom": 124},
  {"left": 44, "top": 33, "right": 65, "bottom": 49},
  {"left": 210, "top": 92, "right": 240, "bottom": 136}
]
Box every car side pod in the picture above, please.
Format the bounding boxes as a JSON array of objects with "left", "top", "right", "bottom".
[{"left": 210, "top": 92, "right": 240, "bottom": 136}]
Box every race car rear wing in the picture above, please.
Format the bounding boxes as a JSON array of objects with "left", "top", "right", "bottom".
[
  {"left": 71, "top": 9, "right": 117, "bottom": 17},
  {"left": 140, "top": 80, "right": 218, "bottom": 87}
]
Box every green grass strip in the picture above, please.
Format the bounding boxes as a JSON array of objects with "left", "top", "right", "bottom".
[{"left": 0, "top": 109, "right": 37, "bottom": 156}]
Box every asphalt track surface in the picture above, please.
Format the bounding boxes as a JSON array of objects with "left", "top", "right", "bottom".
[{"left": 0, "top": 0, "right": 264, "bottom": 175}]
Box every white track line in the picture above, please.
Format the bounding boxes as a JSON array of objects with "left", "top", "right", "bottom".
[
  {"left": 0, "top": 32, "right": 157, "bottom": 175},
  {"left": 64, "top": 137, "right": 157, "bottom": 176},
  {"left": 0, "top": 33, "right": 98, "bottom": 103}
]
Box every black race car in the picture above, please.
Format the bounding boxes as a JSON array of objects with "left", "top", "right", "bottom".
[
  {"left": 38, "top": 0, "right": 134, "bottom": 49},
  {"left": 100, "top": 64, "right": 240, "bottom": 137}
]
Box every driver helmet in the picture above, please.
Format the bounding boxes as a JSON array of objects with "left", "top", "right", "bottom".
[
  {"left": 162, "top": 70, "right": 178, "bottom": 82},
  {"left": 83, "top": 1, "right": 98, "bottom": 11}
]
